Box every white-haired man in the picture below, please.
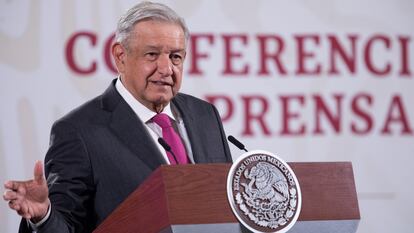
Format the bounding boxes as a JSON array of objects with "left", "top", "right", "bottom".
[{"left": 3, "top": 2, "right": 232, "bottom": 232}]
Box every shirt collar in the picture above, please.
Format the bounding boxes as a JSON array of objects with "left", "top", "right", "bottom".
[{"left": 115, "top": 77, "right": 177, "bottom": 123}]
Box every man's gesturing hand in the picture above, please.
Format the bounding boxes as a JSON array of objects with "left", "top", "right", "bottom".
[{"left": 3, "top": 161, "right": 50, "bottom": 222}]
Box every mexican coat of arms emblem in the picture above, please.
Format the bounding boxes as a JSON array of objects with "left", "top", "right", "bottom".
[{"left": 227, "top": 150, "right": 302, "bottom": 233}]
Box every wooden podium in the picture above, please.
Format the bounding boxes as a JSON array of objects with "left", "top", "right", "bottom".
[{"left": 93, "top": 163, "right": 360, "bottom": 233}]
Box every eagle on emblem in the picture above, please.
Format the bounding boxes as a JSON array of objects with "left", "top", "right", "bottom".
[{"left": 241, "top": 162, "right": 289, "bottom": 203}]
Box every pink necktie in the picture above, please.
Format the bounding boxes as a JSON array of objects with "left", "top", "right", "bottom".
[{"left": 152, "top": 113, "right": 189, "bottom": 165}]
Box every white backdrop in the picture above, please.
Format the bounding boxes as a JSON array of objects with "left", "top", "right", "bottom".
[{"left": 1, "top": 0, "right": 413, "bottom": 232}]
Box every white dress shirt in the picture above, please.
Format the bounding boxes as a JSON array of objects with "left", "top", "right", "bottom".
[{"left": 115, "top": 78, "right": 194, "bottom": 164}]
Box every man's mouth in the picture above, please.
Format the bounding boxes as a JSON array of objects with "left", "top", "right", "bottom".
[{"left": 150, "top": 80, "right": 172, "bottom": 86}]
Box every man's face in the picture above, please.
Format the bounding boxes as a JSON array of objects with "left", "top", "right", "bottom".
[{"left": 113, "top": 20, "right": 186, "bottom": 112}]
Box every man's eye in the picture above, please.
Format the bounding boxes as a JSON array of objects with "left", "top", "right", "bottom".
[
  {"left": 170, "top": 54, "right": 183, "bottom": 65},
  {"left": 145, "top": 52, "right": 158, "bottom": 60}
]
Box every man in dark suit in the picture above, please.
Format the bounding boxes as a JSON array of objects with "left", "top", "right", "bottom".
[{"left": 3, "top": 2, "right": 232, "bottom": 232}]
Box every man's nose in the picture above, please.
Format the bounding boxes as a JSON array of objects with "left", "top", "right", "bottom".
[{"left": 157, "top": 55, "right": 173, "bottom": 76}]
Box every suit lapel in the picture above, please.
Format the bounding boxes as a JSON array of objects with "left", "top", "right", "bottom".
[
  {"left": 101, "top": 80, "right": 166, "bottom": 170},
  {"left": 172, "top": 95, "right": 207, "bottom": 163}
]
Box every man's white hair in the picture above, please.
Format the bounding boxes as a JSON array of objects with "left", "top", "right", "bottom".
[{"left": 115, "top": 1, "right": 189, "bottom": 49}]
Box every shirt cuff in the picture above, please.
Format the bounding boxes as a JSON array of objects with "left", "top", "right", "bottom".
[{"left": 27, "top": 203, "right": 51, "bottom": 230}]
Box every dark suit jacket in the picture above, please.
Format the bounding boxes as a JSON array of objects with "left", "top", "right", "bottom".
[{"left": 20, "top": 80, "right": 232, "bottom": 233}]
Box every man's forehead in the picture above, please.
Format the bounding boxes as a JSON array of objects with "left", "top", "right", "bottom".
[{"left": 133, "top": 20, "right": 185, "bottom": 37}]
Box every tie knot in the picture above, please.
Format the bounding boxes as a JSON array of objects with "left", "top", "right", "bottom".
[{"left": 153, "top": 113, "right": 172, "bottom": 129}]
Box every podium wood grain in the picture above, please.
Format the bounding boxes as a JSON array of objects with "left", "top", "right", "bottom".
[{"left": 93, "top": 162, "right": 360, "bottom": 233}]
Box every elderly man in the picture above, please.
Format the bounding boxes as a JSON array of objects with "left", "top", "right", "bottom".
[{"left": 3, "top": 2, "right": 232, "bottom": 232}]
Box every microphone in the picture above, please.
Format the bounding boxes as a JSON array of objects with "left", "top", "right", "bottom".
[
  {"left": 157, "top": 138, "right": 178, "bottom": 164},
  {"left": 227, "top": 135, "right": 248, "bottom": 152}
]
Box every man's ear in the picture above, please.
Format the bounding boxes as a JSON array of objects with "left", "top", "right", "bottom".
[{"left": 112, "top": 42, "right": 126, "bottom": 73}]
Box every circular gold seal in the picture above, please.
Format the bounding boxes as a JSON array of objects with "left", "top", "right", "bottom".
[{"left": 227, "top": 150, "right": 301, "bottom": 233}]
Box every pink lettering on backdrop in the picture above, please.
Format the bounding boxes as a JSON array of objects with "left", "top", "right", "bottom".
[
  {"left": 257, "top": 34, "right": 287, "bottom": 76},
  {"left": 351, "top": 93, "right": 373, "bottom": 134},
  {"left": 188, "top": 34, "right": 215, "bottom": 75},
  {"left": 294, "top": 34, "right": 322, "bottom": 76},
  {"left": 222, "top": 34, "right": 249, "bottom": 76},
  {"left": 327, "top": 34, "right": 358, "bottom": 75},
  {"left": 279, "top": 95, "right": 306, "bottom": 136},
  {"left": 64, "top": 32, "right": 413, "bottom": 137},
  {"left": 65, "top": 32, "right": 412, "bottom": 78},
  {"left": 204, "top": 94, "right": 412, "bottom": 136},
  {"left": 65, "top": 31, "right": 97, "bottom": 75}
]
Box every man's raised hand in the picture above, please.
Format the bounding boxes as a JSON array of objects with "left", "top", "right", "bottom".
[{"left": 3, "top": 161, "right": 50, "bottom": 222}]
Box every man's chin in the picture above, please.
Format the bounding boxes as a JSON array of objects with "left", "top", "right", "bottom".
[
  {"left": 150, "top": 96, "right": 172, "bottom": 112},
  {"left": 156, "top": 95, "right": 172, "bottom": 104}
]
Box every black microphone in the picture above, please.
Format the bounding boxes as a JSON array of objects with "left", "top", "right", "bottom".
[
  {"left": 157, "top": 138, "right": 178, "bottom": 164},
  {"left": 227, "top": 135, "right": 248, "bottom": 152}
]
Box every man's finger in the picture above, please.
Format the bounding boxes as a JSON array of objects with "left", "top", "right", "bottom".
[
  {"left": 34, "top": 160, "right": 45, "bottom": 183},
  {"left": 3, "top": 190, "right": 17, "bottom": 201},
  {"left": 4, "top": 181, "right": 23, "bottom": 191},
  {"left": 9, "top": 201, "right": 21, "bottom": 211},
  {"left": 4, "top": 180, "right": 14, "bottom": 189}
]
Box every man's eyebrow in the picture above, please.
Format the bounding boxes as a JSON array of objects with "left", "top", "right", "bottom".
[
  {"left": 171, "top": 48, "right": 186, "bottom": 53},
  {"left": 141, "top": 45, "right": 186, "bottom": 53},
  {"left": 142, "top": 45, "right": 161, "bottom": 50}
]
